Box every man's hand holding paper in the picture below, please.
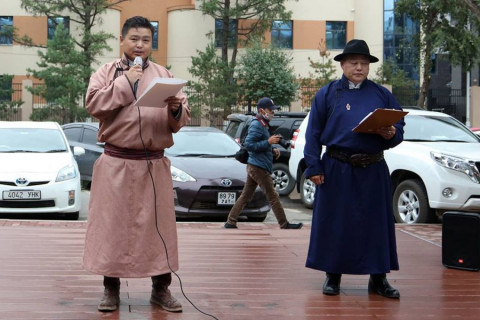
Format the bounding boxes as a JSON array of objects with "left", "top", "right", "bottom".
[
  {"left": 165, "top": 96, "right": 182, "bottom": 112},
  {"left": 134, "top": 77, "right": 187, "bottom": 108},
  {"left": 376, "top": 125, "right": 396, "bottom": 140}
]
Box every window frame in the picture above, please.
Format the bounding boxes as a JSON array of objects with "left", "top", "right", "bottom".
[
  {"left": 0, "top": 16, "right": 13, "bottom": 45},
  {"left": 271, "top": 20, "right": 293, "bottom": 49},
  {"left": 215, "top": 18, "right": 237, "bottom": 48},
  {"left": 47, "top": 16, "right": 70, "bottom": 40},
  {"left": 326, "top": 21, "right": 346, "bottom": 50},
  {"left": 151, "top": 21, "right": 158, "bottom": 50}
]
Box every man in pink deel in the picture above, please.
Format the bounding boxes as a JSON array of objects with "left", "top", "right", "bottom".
[{"left": 83, "top": 16, "right": 190, "bottom": 312}]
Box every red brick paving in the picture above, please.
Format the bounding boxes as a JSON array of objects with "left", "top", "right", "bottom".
[{"left": 0, "top": 221, "right": 479, "bottom": 319}]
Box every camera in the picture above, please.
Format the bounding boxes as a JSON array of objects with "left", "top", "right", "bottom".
[{"left": 277, "top": 136, "right": 291, "bottom": 149}]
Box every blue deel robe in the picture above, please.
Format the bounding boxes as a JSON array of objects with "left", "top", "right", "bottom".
[{"left": 304, "top": 75, "right": 405, "bottom": 275}]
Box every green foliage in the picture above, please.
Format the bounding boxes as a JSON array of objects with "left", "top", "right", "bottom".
[
  {"left": 0, "top": 75, "right": 23, "bottom": 120},
  {"left": 20, "top": 0, "right": 125, "bottom": 107},
  {"left": 371, "top": 58, "right": 417, "bottom": 88},
  {"left": 188, "top": 41, "right": 238, "bottom": 123},
  {"left": 236, "top": 42, "right": 299, "bottom": 108},
  {"left": 200, "top": 0, "right": 293, "bottom": 49},
  {"left": 198, "top": 0, "right": 294, "bottom": 112},
  {"left": 395, "top": 0, "right": 480, "bottom": 107},
  {"left": 298, "top": 41, "right": 337, "bottom": 108},
  {"left": 26, "top": 24, "right": 88, "bottom": 123}
]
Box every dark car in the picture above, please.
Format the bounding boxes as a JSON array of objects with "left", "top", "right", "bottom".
[
  {"left": 61, "top": 122, "right": 103, "bottom": 189},
  {"left": 61, "top": 122, "right": 270, "bottom": 221},
  {"left": 225, "top": 111, "right": 307, "bottom": 196},
  {"left": 166, "top": 126, "right": 270, "bottom": 221}
]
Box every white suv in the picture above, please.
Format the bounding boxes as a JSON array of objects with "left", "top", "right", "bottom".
[{"left": 289, "top": 109, "right": 480, "bottom": 224}]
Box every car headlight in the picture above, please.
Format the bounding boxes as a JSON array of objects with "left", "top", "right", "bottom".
[
  {"left": 56, "top": 164, "right": 77, "bottom": 182},
  {"left": 431, "top": 152, "right": 480, "bottom": 183},
  {"left": 170, "top": 165, "right": 196, "bottom": 182}
]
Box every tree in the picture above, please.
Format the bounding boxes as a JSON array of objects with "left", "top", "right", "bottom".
[
  {"left": 0, "top": 75, "right": 23, "bottom": 120},
  {"left": 198, "top": 0, "right": 294, "bottom": 107},
  {"left": 27, "top": 24, "right": 89, "bottom": 124},
  {"left": 298, "top": 40, "right": 337, "bottom": 109},
  {"left": 18, "top": 0, "right": 129, "bottom": 105},
  {"left": 461, "top": 0, "right": 480, "bottom": 19},
  {"left": 188, "top": 41, "right": 237, "bottom": 125},
  {"left": 371, "top": 58, "right": 418, "bottom": 107},
  {"left": 371, "top": 57, "right": 417, "bottom": 88},
  {"left": 236, "top": 42, "right": 299, "bottom": 111},
  {"left": 395, "top": 0, "right": 480, "bottom": 108}
]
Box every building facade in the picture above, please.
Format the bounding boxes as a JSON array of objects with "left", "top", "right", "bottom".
[
  {"left": 2, "top": 0, "right": 478, "bottom": 125},
  {"left": 1, "top": 0, "right": 384, "bottom": 84}
]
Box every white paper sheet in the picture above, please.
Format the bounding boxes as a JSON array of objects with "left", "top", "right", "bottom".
[{"left": 134, "top": 77, "right": 187, "bottom": 108}]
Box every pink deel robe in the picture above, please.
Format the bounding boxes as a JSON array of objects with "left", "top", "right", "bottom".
[{"left": 83, "top": 57, "right": 190, "bottom": 277}]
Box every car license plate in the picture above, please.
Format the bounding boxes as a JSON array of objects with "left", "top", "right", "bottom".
[
  {"left": 2, "top": 190, "right": 41, "bottom": 200},
  {"left": 217, "top": 192, "right": 236, "bottom": 205}
]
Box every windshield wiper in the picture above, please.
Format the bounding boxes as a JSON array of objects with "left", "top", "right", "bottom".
[
  {"left": 45, "top": 149, "right": 67, "bottom": 153},
  {"left": 405, "top": 139, "right": 435, "bottom": 142},
  {"left": 175, "top": 153, "right": 210, "bottom": 157},
  {"left": 432, "top": 139, "right": 469, "bottom": 142},
  {"left": 3, "top": 150, "right": 38, "bottom": 153}
]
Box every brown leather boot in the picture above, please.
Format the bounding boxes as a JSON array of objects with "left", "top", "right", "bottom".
[
  {"left": 150, "top": 273, "right": 182, "bottom": 312},
  {"left": 98, "top": 276, "right": 120, "bottom": 312}
]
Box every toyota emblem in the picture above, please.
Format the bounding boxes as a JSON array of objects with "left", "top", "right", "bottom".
[
  {"left": 220, "top": 179, "right": 232, "bottom": 187},
  {"left": 15, "top": 177, "right": 28, "bottom": 186}
]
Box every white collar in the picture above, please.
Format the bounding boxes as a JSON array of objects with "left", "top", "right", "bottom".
[{"left": 348, "top": 80, "right": 363, "bottom": 89}]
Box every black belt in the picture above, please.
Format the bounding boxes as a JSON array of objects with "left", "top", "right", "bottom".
[{"left": 327, "top": 148, "right": 384, "bottom": 168}]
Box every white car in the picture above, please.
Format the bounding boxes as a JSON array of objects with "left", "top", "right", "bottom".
[
  {"left": 471, "top": 127, "right": 480, "bottom": 138},
  {"left": 0, "top": 121, "right": 82, "bottom": 220},
  {"left": 289, "top": 109, "right": 480, "bottom": 224}
]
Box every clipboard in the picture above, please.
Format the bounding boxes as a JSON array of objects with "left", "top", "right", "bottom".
[
  {"left": 352, "top": 108, "right": 408, "bottom": 133},
  {"left": 134, "top": 77, "right": 187, "bottom": 108}
]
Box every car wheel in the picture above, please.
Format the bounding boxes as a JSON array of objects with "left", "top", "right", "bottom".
[
  {"left": 300, "top": 172, "right": 315, "bottom": 209},
  {"left": 272, "top": 163, "right": 295, "bottom": 196},
  {"left": 393, "top": 179, "right": 434, "bottom": 224}
]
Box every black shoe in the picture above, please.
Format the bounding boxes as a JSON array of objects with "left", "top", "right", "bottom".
[
  {"left": 224, "top": 222, "right": 238, "bottom": 229},
  {"left": 368, "top": 274, "right": 400, "bottom": 299},
  {"left": 282, "top": 222, "right": 303, "bottom": 229},
  {"left": 322, "top": 273, "right": 341, "bottom": 295}
]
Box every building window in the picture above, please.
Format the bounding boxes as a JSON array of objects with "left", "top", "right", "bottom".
[
  {"left": 383, "top": 1, "right": 418, "bottom": 80},
  {"left": 215, "top": 19, "right": 237, "bottom": 48},
  {"left": 271, "top": 20, "right": 292, "bottom": 49},
  {"left": 151, "top": 21, "right": 158, "bottom": 50},
  {"left": 326, "top": 21, "right": 346, "bottom": 50},
  {"left": 0, "top": 16, "right": 13, "bottom": 45},
  {"left": 48, "top": 17, "right": 70, "bottom": 39}
]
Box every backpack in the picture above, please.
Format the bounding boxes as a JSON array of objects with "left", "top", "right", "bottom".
[{"left": 234, "top": 117, "right": 254, "bottom": 164}]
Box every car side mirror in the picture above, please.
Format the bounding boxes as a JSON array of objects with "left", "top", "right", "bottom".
[{"left": 73, "top": 146, "right": 85, "bottom": 157}]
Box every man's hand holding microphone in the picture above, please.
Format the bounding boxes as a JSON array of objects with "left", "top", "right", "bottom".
[
  {"left": 127, "top": 56, "right": 143, "bottom": 90},
  {"left": 128, "top": 56, "right": 181, "bottom": 111}
]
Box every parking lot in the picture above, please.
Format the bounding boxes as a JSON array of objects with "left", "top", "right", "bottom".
[{"left": 79, "top": 189, "right": 313, "bottom": 224}]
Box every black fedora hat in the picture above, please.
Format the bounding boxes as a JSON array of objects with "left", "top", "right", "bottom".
[{"left": 334, "top": 39, "right": 379, "bottom": 63}]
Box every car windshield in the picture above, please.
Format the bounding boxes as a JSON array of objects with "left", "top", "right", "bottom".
[
  {"left": 166, "top": 130, "right": 240, "bottom": 157},
  {"left": 404, "top": 115, "right": 480, "bottom": 142},
  {"left": 0, "top": 128, "right": 68, "bottom": 153}
]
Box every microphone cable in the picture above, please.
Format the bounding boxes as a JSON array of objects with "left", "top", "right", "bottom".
[{"left": 135, "top": 105, "right": 219, "bottom": 320}]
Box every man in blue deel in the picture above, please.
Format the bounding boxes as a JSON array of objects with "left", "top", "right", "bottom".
[{"left": 304, "top": 39, "right": 405, "bottom": 299}]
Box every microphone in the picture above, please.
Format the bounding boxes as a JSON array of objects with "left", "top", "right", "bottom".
[
  {"left": 133, "top": 56, "right": 142, "bottom": 98},
  {"left": 133, "top": 56, "right": 142, "bottom": 67}
]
